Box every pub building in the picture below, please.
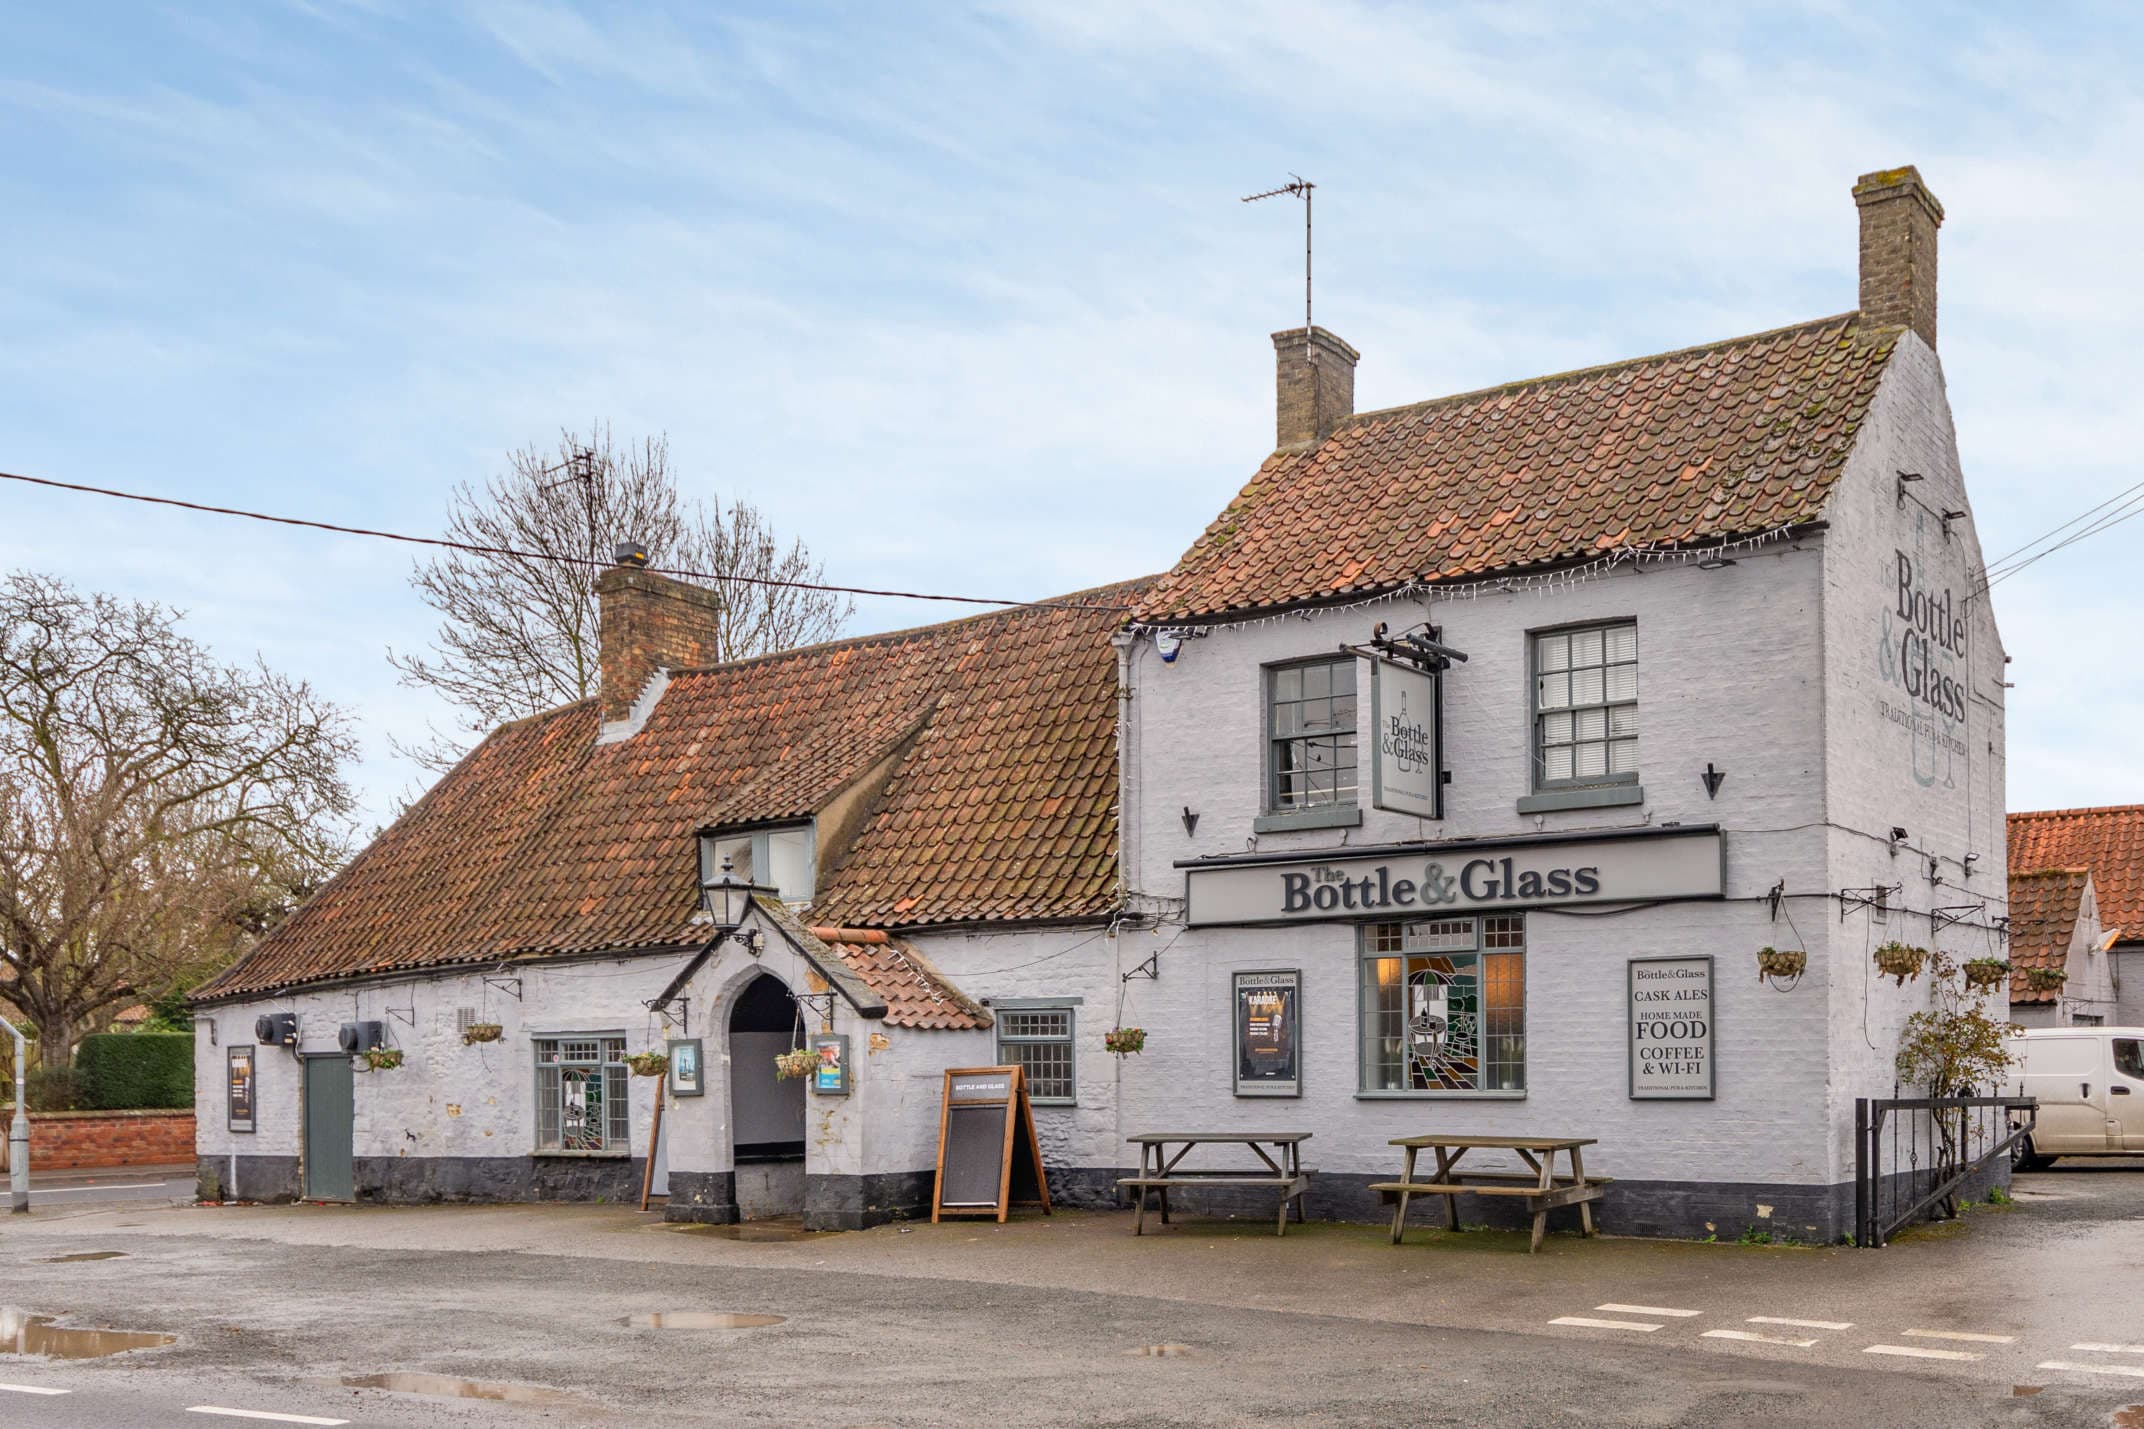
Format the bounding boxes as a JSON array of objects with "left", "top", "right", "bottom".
[{"left": 189, "top": 165, "right": 2005, "bottom": 1242}]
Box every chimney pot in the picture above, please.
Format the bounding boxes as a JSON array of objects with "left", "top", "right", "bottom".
[
  {"left": 1272, "top": 326, "right": 1359, "bottom": 451},
  {"left": 1854, "top": 165, "right": 1944, "bottom": 348}
]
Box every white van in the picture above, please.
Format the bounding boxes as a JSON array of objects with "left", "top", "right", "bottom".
[{"left": 2008, "top": 1028, "right": 2144, "bottom": 1168}]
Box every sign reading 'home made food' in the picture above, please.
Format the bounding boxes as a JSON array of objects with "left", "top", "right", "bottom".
[{"left": 1182, "top": 828, "right": 1725, "bottom": 927}]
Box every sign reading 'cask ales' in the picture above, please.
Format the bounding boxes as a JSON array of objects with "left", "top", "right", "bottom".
[
  {"left": 1627, "top": 955, "right": 1715, "bottom": 1100},
  {"left": 932, "top": 1066, "right": 1052, "bottom": 1223}
]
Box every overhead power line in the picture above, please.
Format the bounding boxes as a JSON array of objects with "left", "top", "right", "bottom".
[{"left": 0, "top": 469, "right": 1134, "bottom": 615}]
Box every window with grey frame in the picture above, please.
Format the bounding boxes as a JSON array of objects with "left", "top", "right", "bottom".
[
  {"left": 996, "top": 1006, "right": 1076, "bottom": 1104},
  {"left": 533, "top": 1034, "right": 630, "bottom": 1152},
  {"left": 1359, "top": 915, "right": 1526, "bottom": 1094},
  {"left": 1267, "top": 657, "right": 1358, "bottom": 812},
  {"left": 1532, "top": 622, "right": 1638, "bottom": 789}
]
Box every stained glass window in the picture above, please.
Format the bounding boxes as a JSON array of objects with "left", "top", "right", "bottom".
[
  {"left": 1360, "top": 916, "right": 1525, "bottom": 1092},
  {"left": 533, "top": 1035, "right": 629, "bottom": 1151}
]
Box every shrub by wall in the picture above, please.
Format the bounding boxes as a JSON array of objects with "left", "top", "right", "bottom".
[{"left": 74, "top": 1033, "right": 195, "bottom": 1110}]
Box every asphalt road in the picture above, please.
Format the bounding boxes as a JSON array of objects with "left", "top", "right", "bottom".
[
  {"left": 0, "top": 1161, "right": 2138, "bottom": 1426},
  {"left": 14, "top": 1164, "right": 196, "bottom": 1208}
]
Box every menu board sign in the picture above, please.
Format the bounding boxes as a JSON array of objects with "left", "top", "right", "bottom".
[
  {"left": 932, "top": 1066, "right": 1052, "bottom": 1223},
  {"left": 1234, "top": 970, "right": 1301, "bottom": 1097},
  {"left": 1627, "top": 955, "right": 1714, "bottom": 1100},
  {"left": 227, "top": 1045, "right": 256, "bottom": 1133}
]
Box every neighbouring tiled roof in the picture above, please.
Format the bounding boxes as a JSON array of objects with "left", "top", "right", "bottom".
[
  {"left": 1136, "top": 314, "right": 1902, "bottom": 621},
  {"left": 808, "top": 926, "right": 990, "bottom": 1031},
  {"left": 2007, "top": 867, "right": 2092, "bottom": 1004},
  {"left": 195, "top": 579, "right": 1148, "bottom": 1002},
  {"left": 2009, "top": 805, "right": 2144, "bottom": 939}
]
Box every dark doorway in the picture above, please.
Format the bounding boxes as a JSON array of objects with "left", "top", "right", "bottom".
[
  {"left": 302, "top": 1054, "right": 355, "bottom": 1201},
  {"left": 729, "top": 973, "right": 806, "bottom": 1219}
]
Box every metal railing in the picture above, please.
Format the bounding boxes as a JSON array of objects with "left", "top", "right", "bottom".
[{"left": 1854, "top": 1094, "right": 2035, "bottom": 1248}]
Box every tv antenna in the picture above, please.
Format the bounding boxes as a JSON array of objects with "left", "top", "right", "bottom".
[{"left": 1242, "top": 175, "right": 1315, "bottom": 353}]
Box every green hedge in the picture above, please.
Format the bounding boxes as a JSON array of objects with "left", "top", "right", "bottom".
[{"left": 74, "top": 1033, "right": 194, "bottom": 1110}]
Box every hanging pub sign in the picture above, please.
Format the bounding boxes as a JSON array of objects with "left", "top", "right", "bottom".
[
  {"left": 1233, "top": 970, "right": 1301, "bottom": 1097},
  {"left": 1628, "top": 955, "right": 1714, "bottom": 1100},
  {"left": 1369, "top": 659, "right": 1440, "bottom": 819},
  {"left": 1182, "top": 826, "right": 1726, "bottom": 927},
  {"left": 810, "top": 1033, "right": 849, "bottom": 1096},
  {"left": 931, "top": 1066, "right": 1052, "bottom": 1223},
  {"left": 227, "top": 1045, "right": 256, "bottom": 1133}
]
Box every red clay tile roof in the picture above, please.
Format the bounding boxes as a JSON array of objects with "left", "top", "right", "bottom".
[
  {"left": 1136, "top": 314, "right": 1902, "bottom": 621},
  {"left": 808, "top": 926, "right": 989, "bottom": 1031},
  {"left": 2006, "top": 867, "right": 2092, "bottom": 1004},
  {"left": 2009, "top": 806, "right": 2144, "bottom": 940},
  {"left": 195, "top": 580, "right": 1148, "bottom": 1002}
]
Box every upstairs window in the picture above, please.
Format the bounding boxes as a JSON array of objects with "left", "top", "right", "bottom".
[
  {"left": 1267, "top": 657, "right": 1358, "bottom": 812},
  {"left": 700, "top": 824, "right": 816, "bottom": 905},
  {"left": 1533, "top": 622, "right": 1638, "bottom": 789}
]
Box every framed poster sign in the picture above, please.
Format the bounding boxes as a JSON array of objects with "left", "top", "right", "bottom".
[
  {"left": 227, "top": 1045, "right": 256, "bottom": 1133},
  {"left": 811, "top": 1033, "right": 850, "bottom": 1096},
  {"left": 1628, "top": 955, "right": 1714, "bottom": 1100},
  {"left": 1233, "top": 970, "right": 1301, "bottom": 1097},
  {"left": 666, "top": 1038, "right": 704, "bottom": 1097}
]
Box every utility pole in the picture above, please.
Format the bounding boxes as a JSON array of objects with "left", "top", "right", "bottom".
[{"left": 3, "top": 1014, "right": 26, "bottom": 1212}]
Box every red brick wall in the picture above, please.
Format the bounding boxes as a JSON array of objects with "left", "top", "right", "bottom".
[{"left": 0, "top": 1110, "right": 197, "bottom": 1170}]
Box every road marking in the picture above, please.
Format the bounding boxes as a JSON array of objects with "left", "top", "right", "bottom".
[
  {"left": 1597, "top": 1303, "right": 1702, "bottom": 1318},
  {"left": 1551, "top": 1316, "right": 1661, "bottom": 1332},
  {"left": 1864, "top": 1345, "right": 1981, "bottom": 1362},
  {"left": 2038, "top": 1360, "right": 2144, "bottom": 1379},
  {"left": 1748, "top": 1316, "right": 1854, "bottom": 1331},
  {"left": 1702, "top": 1329, "right": 1819, "bottom": 1348},
  {"left": 186, "top": 1410, "right": 349, "bottom": 1425},
  {"left": 0, "top": 1384, "right": 71, "bottom": 1396},
  {"left": 2074, "top": 1343, "right": 2144, "bottom": 1354},
  {"left": 1903, "top": 1329, "right": 2015, "bottom": 1344}
]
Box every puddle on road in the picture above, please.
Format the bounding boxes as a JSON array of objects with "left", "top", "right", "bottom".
[
  {"left": 667, "top": 1220, "right": 815, "bottom": 1243},
  {"left": 2011, "top": 1384, "right": 2044, "bottom": 1397},
  {"left": 623, "top": 1312, "right": 785, "bottom": 1330},
  {"left": 42, "top": 1251, "right": 128, "bottom": 1263},
  {"left": 336, "top": 1372, "right": 599, "bottom": 1408},
  {"left": 1125, "top": 1343, "right": 1195, "bottom": 1358},
  {"left": 0, "top": 1307, "right": 174, "bottom": 1358},
  {"left": 2113, "top": 1405, "right": 2144, "bottom": 1427}
]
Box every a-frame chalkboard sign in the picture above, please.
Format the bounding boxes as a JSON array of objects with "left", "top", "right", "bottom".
[{"left": 931, "top": 1065, "right": 1052, "bottom": 1223}]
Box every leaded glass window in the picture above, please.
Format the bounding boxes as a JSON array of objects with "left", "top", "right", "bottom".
[
  {"left": 996, "top": 1007, "right": 1076, "bottom": 1104},
  {"left": 1360, "top": 916, "right": 1525, "bottom": 1092},
  {"left": 1533, "top": 622, "right": 1637, "bottom": 787},
  {"left": 1268, "top": 658, "right": 1358, "bottom": 811},
  {"left": 533, "top": 1034, "right": 630, "bottom": 1151}
]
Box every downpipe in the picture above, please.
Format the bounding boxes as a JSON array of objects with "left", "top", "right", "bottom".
[{"left": 1, "top": 1014, "right": 26, "bottom": 1212}]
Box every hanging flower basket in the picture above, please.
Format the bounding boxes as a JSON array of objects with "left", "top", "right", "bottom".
[
  {"left": 1755, "top": 947, "right": 1806, "bottom": 983},
  {"left": 1873, "top": 941, "right": 1928, "bottom": 986},
  {"left": 1961, "top": 958, "right": 2011, "bottom": 991},
  {"left": 361, "top": 1048, "right": 403, "bottom": 1072},
  {"left": 461, "top": 1022, "right": 504, "bottom": 1045},
  {"left": 2023, "top": 965, "right": 2069, "bottom": 994},
  {"left": 774, "top": 1048, "right": 818, "bottom": 1080},
  {"left": 1104, "top": 1026, "right": 1147, "bottom": 1056},
  {"left": 625, "top": 1051, "right": 669, "bottom": 1078}
]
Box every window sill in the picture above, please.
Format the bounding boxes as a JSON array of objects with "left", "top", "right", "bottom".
[
  {"left": 1516, "top": 784, "right": 1644, "bottom": 815},
  {"left": 1253, "top": 805, "right": 1364, "bottom": 834},
  {"left": 1030, "top": 1099, "right": 1078, "bottom": 1109},
  {"left": 1353, "top": 1090, "right": 1528, "bottom": 1100},
  {"left": 532, "top": 1149, "right": 630, "bottom": 1159}
]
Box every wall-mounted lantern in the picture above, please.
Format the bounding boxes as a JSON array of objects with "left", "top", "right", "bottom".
[{"left": 698, "top": 858, "right": 764, "bottom": 956}]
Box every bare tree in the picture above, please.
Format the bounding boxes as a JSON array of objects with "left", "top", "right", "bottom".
[
  {"left": 0, "top": 573, "right": 356, "bottom": 1057},
  {"left": 390, "top": 425, "right": 852, "bottom": 769}
]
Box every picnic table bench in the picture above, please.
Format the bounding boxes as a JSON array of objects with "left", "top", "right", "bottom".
[
  {"left": 1116, "top": 1132, "right": 1312, "bottom": 1236},
  {"left": 1373, "top": 1134, "right": 1610, "bottom": 1253}
]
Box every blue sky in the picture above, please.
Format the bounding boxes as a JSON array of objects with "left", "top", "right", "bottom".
[{"left": 3, "top": 2, "right": 2140, "bottom": 829}]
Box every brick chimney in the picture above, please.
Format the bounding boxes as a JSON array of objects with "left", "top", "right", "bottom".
[
  {"left": 594, "top": 556, "right": 725, "bottom": 727},
  {"left": 1854, "top": 165, "right": 1944, "bottom": 349},
  {"left": 1272, "top": 326, "right": 1359, "bottom": 451}
]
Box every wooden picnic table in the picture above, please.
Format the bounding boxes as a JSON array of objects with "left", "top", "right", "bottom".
[
  {"left": 1373, "top": 1134, "right": 1609, "bottom": 1253},
  {"left": 1116, "top": 1132, "right": 1313, "bottom": 1236}
]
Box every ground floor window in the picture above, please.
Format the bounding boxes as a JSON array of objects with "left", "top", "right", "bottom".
[
  {"left": 996, "top": 1006, "right": 1076, "bottom": 1104},
  {"left": 533, "top": 1034, "right": 629, "bottom": 1151},
  {"left": 1360, "top": 915, "right": 1525, "bottom": 1092}
]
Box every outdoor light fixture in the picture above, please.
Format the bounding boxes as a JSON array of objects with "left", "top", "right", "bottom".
[
  {"left": 1696, "top": 554, "right": 1737, "bottom": 570},
  {"left": 698, "top": 857, "right": 764, "bottom": 956}
]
